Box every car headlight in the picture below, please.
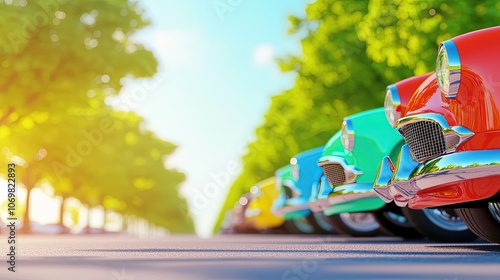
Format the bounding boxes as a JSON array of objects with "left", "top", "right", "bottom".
[
  {"left": 384, "top": 84, "right": 401, "bottom": 127},
  {"left": 341, "top": 119, "right": 354, "bottom": 151},
  {"left": 249, "top": 185, "right": 260, "bottom": 197},
  {"left": 238, "top": 196, "right": 248, "bottom": 206},
  {"left": 436, "top": 40, "right": 461, "bottom": 98}
]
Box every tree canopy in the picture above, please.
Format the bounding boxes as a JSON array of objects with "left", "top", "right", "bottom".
[{"left": 0, "top": 0, "right": 193, "bottom": 233}]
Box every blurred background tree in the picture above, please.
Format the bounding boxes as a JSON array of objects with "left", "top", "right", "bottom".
[
  {"left": 0, "top": 0, "right": 193, "bottom": 233},
  {"left": 214, "top": 0, "right": 500, "bottom": 232}
]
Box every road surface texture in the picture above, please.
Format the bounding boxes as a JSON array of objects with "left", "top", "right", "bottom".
[{"left": 2, "top": 234, "right": 500, "bottom": 280}]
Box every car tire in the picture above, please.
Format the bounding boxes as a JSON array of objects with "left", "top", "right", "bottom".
[
  {"left": 456, "top": 203, "right": 500, "bottom": 244},
  {"left": 371, "top": 204, "right": 422, "bottom": 239},
  {"left": 325, "top": 212, "right": 380, "bottom": 237},
  {"left": 283, "top": 217, "right": 316, "bottom": 234},
  {"left": 306, "top": 212, "right": 338, "bottom": 234},
  {"left": 402, "top": 207, "right": 477, "bottom": 242}
]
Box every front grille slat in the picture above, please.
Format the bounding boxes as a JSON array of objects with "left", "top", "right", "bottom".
[
  {"left": 400, "top": 121, "right": 446, "bottom": 162},
  {"left": 322, "top": 164, "right": 345, "bottom": 186}
]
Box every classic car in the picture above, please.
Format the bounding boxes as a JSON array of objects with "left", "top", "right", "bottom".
[
  {"left": 373, "top": 26, "right": 500, "bottom": 243},
  {"left": 272, "top": 148, "right": 335, "bottom": 234},
  {"left": 312, "top": 75, "right": 476, "bottom": 241},
  {"left": 273, "top": 146, "right": 376, "bottom": 235},
  {"left": 220, "top": 178, "right": 285, "bottom": 234},
  {"left": 243, "top": 177, "right": 285, "bottom": 233},
  {"left": 220, "top": 193, "right": 256, "bottom": 234}
]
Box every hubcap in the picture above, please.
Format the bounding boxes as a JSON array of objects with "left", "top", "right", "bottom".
[
  {"left": 339, "top": 213, "right": 379, "bottom": 232},
  {"left": 313, "top": 212, "right": 334, "bottom": 232},
  {"left": 384, "top": 211, "right": 413, "bottom": 228},
  {"left": 293, "top": 218, "right": 314, "bottom": 233},
  {"left": 423, "top": 208, "right": 468, "bottom": 231},
  {"left": 488, "top": 202, "right": 500, "bottom": 223}
]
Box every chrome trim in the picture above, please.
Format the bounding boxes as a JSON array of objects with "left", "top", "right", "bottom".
[
  {"left": 437, "top": 40, "right": 461, "bottom": 99},
  {"left": 396, "top": 113, "right": 474, "bottom": 162},
  {"left": 290, "top": 157, "right": 299, "bottom": 181},
  {"left": 291, "top": 164, "right": 299, "bottom": 181},
  {"left": 273, "top": 202, "right": 310, "bottom": 215},
  {"left": 308, "top": 175, "right": 334, "bottom": 213},
  {"left": 318, "top": 156, "right": 362, "bottom": 186},
  {"left": 488, "top": 202, "right": 500, "bottom": 223},
  {"left": 327, "top": 183, "right": 378, "bottom": 205},
  {"left": 393, "top": 191, "right": 410, "bottom": 207},
  {"left": 384, "top": 84, "right": 401, "bottom": 127},
  {"left": 373, "top": 144, "right": 500, "bottom": 207},
  {"left": 341, "top": 119, "right": 355, "bottom": 151},
  {"left": 309, "top": 198, "right": 331, "bottom": 213},
  {"left": 309, "top": 183, "right": 378, "bottom": 212},
  {"left": 373, "top": 156, "right": 396, "bottom": 203},
  {"left": 389, "top": 145, "right": 420, "bottom": 198}
]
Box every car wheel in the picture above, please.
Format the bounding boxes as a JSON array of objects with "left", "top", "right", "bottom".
[
  {"left": 306, "top": 212, "right": 338, "bottom": 234},
  {"left": 371, "top": 204, "right": 422, "bottom": 239},
  {"left": 283, "top": 217, "right": 316, "bottom": 234},
  {"left": 456, "top": 202, "right": 500, "bottom": 244},
  {"left": 402, "top": 207, "right": 476, "bottom": 242},
  {"left": 325, "top": 212, "right": 380, "bottom": 237}
]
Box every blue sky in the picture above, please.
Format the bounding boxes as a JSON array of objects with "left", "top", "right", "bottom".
[{"left": 123, "top": 0, "right": 310, "bottom": 236}]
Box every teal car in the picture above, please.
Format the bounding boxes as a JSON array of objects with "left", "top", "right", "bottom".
[
  {"left": 309, "top": 108, "right": 417, "bottom": 237},
  {"left": 309, "top": 75, "right": 476, "bottom": 242}
]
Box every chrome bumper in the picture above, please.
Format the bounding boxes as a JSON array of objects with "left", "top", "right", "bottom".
[
  {"left": 374, "top": 144, "right": 500, "bottom": 207},
  {"left": 310, "top": 157, "right": 375, "bottom": 212},
  {"left": 273, "top": 197, "right": 310, "bottom": 216},
  {"left": 308, "top": 175, "right": 332, "bottom": 212},
  {"left": 328, "top": 183, "right": 378, "bottom": 205},
  {"left": 309, "top": 182, "right": 378, "bottom": 212}
]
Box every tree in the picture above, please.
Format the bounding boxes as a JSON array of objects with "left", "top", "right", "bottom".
[
  {"left": 0, "top": 0, "right": 156, "bottom": 127},
  {"left": 359, "top": 0, "right": 500, "bottom": 80},
  {"left": 0, "top": 0, "right": 193, "bottom": 233}
]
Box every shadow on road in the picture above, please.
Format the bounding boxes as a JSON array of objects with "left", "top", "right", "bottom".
[{"left": 429, "top": 244, "right": 500, "bottom": 252}]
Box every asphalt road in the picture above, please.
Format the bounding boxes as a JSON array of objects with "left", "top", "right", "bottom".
[{"left": 2, "top": 234, "right": 500, "bottom": 280}]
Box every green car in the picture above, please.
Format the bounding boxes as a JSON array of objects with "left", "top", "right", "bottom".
[{"left": 309, "top": 108, "right": 407, "bottom": 237}]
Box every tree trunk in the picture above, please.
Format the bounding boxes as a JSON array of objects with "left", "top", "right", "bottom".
[
  {"left": 58, "top": 195, "right": 67, "bottom": 226},
  {"left": 102, "top": 207, "right": 107, "bottom": 232},
  {"left": 21, "top": 186, "right": 32, "bottom": 234},
  {"left": 21, "top": 166, "right": 38, "bottom": 234},
  {"left": 85, "top": 205, "right": 91, "bottom": 234}
]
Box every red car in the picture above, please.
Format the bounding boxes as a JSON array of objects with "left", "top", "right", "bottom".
[{"left": 374, "top": 26, "right": 500, "bottom": 243}]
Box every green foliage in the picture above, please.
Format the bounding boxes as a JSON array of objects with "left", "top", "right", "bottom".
[
  {"left": 0, "top": 0, "right": 193, "bottom": 233},
  {"left": 0, "top": 0, "right": 156, "bottom": 126},
  {"left": 214, "top": 0, "right": 500, "bottom": 232},
  {"left": 358, "top": 0, "right": 500, "bottom": 80}
]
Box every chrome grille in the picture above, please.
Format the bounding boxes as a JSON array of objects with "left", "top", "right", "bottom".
[
  {"left": 400, "top": 120, "right": 446, "bottom": 162},
  {"left": 322, "top": 164, "right": 345, "bottom": 186}
]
